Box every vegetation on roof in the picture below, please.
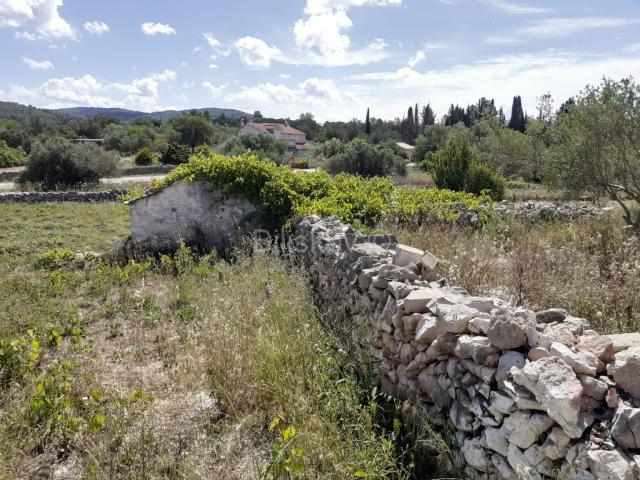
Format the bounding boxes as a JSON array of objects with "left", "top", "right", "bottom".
[{"left": 152, "top": 152, "right": 492, "bottom": 228}]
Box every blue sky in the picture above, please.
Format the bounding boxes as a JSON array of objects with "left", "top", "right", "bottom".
[{"left": 1, "top": 0, "right": 640, "bottom": 121}]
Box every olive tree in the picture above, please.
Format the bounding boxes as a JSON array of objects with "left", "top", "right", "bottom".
[{"left": 545, "top": 78, "right": 640, "bottom": 230}]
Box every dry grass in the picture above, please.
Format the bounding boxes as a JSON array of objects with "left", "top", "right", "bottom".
[{"left": 388, "top": 213, "right": 640, "bottom": 334}]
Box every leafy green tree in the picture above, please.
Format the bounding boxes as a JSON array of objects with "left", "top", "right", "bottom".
[
  {"left": 545, "top": 78, "right": 640, "bottom": 230},
  {"left": 103, "top": 124, "right": 155, "bottom": 154},
  {"left": 412, "top": 125, "right": 449, "bottom": 163},
  {"left": 22, "top": 138, "right": 117, "bottom": 189},
  {"left": 223, "top": 133, "right": 287, "bottom": 164},
  {"left": 170, "top": 113, "right": 217, "bottom": 152}
]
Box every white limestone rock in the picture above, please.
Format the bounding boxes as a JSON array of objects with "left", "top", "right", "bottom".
[{"left": 550, "top": 342, "right": 603, "bottom": 376}]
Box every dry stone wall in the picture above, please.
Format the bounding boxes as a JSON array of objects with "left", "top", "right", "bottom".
[
  {"left": 0, "top": 190, "right": 127, "bottom": 203},
  {"left": 292, "top": 215, "right": 640, "bottom": 480}
]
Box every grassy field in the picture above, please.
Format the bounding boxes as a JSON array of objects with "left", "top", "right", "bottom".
[
  {"left": 388, "top": 213, "right": 640, "bottom": 334},
  {"left": 0, "top": 203, "right": 459, "bottom": 480}
]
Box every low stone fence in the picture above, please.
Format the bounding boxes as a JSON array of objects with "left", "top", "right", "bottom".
[
  {"left": 292, "top": 216, "right": 640, "bottom": 480},
  {"left": 113, "top": 165, "right": 176, "bottom": 177},
  {"left": 0, "top": 190, "right": 127, "bottom": 203}
]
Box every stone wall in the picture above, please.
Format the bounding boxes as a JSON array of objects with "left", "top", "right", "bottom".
[
  {"left": 0, "top": 190, "right": 127, "bottom": 203},
  {"left": 292, "top": 215, "right": 640, "bottom": 480}
]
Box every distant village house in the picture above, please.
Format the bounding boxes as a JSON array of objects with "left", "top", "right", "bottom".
[{"left": 238, "top": 119, "right": 314, "bottom": 159}]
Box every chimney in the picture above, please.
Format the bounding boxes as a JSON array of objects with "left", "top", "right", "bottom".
[{"left": 240, "top": 117, "right": 246, "bottom": 127}]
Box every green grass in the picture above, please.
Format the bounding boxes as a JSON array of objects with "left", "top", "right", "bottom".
[{"left": 1, "top": 203, "right": 448, "bottom": 479}]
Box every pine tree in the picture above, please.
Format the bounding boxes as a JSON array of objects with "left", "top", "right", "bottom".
[
  {"left": 508, "top": 96, "right": 525, "bottom": 133},
  {"left": 365, "top": 108, "right": 371, "bottom": 135}
]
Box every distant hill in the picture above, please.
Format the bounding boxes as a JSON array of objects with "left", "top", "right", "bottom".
[
  {"left": 0, "top": 101, "right": 71, "bottom": 123},
  {"left": 57, "top": 107, "right": 146, "bottom": 122},
  {"left": 56, "top": 106, "right": 250, "bottom": 123}
]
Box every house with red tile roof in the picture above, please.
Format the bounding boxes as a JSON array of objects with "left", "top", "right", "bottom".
[{"left": 238, "top": 118, "right": 314, "bottom": 160}]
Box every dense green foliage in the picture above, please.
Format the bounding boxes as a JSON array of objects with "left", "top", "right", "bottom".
[
  {"left": 0, "top": 140, "right": 27, "bottom": 167},
  {"left": 223, "top": 133, "right": 287, "bottom": 164},
  {"left": 156, "top": 152, "right": 491, "bottom": 227},
  {"left": 21, "top": 138, "right": 117, "bottom": 189},
  {"left": 160, "top": 142, "right": 190, "bottom": 165},
  {"left": 170, "top": 111, "right": 223, "bottom": 152},
  {"left": 430, "top": 139, "right": 506, "bottom": 200},
  {"left": 545, "top": 78, "right": 640, "bottom": 230},
  {"left": 134, "top": 147, "right": 155, "bottom": 166},
  {"left": 314, "top": 138, "right": 407, "bottom": 177}
]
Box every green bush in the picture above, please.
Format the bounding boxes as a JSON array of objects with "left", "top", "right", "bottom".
[
  {"left": 429, "top": 139, "right": 505, "bottom": 201},
  {"left": 315, "top": 138, "right": 406, "bottom": 177},
  {"left": 160, "top": 143, "right": 190, "bottom": 165},
  {"left": 430, "top": 140, "right": 471, "bottom": 191},
  {"left": 465, "top": 162, "right": 506, "bottom": 201},
  {"left": 134, "top": 147, "right": 155, "bottom": 166},
  {"left": 154, "top": 152, "right": 492, "bottom": 228},
  {"left": 21, "top": 138, "right": 118, "bottom": 190},
  {"left": 0, "top": 139, "right": 27, "bottom": 168}
]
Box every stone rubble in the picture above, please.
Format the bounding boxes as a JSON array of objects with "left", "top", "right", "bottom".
[{"left": 293, "top": 216, "right": 640, "bottom": 480}]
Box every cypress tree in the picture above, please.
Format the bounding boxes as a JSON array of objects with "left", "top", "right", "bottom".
[
  {"left": 414, "top": 103, "right": 420, "bottom": 136},
  {"left": 422, "top": 104, "right": 436, "bottom": 126},
  {"left": 365, "top": 108, "right": 371, "bottom": 135},
  {"left": 508, "top": 96, "right": 526, "bottom": 133}
]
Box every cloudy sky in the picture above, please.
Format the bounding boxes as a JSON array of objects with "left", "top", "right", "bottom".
[{"left": 1, "top": 0, "right": 640, "bottom": 121}]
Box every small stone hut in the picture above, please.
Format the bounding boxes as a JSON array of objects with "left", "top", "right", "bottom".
[{"left": 127, "top": 181, "right": 268, "bottom": 253}]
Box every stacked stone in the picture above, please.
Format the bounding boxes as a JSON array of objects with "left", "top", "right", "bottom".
[
  {"left": 293, "top": 216, "right": 640, "bottom": 480},
  {"left": 494, "top": 201, "right": 607, "bottom": 221},
  {"left": 0, "top": 190, "right": 127, "bottom": 203}
]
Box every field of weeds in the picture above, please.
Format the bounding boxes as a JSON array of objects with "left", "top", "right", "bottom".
[
  {"left": 0, "top": 203, "right": 455, "bottom": 480},
  {"left": 389, "top": 212, "right": 640, "bottom": 334}
]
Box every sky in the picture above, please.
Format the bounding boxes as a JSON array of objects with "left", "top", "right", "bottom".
[{"left": 1, "top": 0, "right": 640, "bottom": 122}]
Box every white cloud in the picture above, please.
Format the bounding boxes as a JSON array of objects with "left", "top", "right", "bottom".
[
  {"left": 226, "top": 77, "right": 346, "bottom": 109},
  {"left": 150, "top": 69, "right": 176, "bottom": 82},
  {"left": 202, "top": 32, "right": 230, "bottom": 59},
  {"left": 14, "top": 30, "right": 36, "bottom": 40},
  {"left": 408, "top": 51, "right": 426, "bottom": 67},
  {"left": 290, "top": 0, "right": 400, "bottom": 66},
  {"left": 202, "top": 81, "right": 226, "bottom": 97},
  {"left": 485, "top": 36, "right": 518, "bottom": 45},
  {"left": 624, "top": 43, "right": 640, "bottom": 52},
  {"left": 22, "top": 57, "right": 53, "bottom": 69},
  {"left": 8, "top": 70, "right": 177, "bottom": 111},
  {"left": 209, "top": 63, "right": 218, "bottom": 69},
  {"left": 83, "top": 20, "right": 109, "bottom": 35},
  {"left": 520, "top": 17, "right": 639, "bottom": 38},
  {"left": 280, "top": 73, "right": 291, "bottom": 79},
  {"left": 235, "top": 36, "right": 280, "bottom": 68},
  {"left": 480, "top": 0, "right": 552, "bottom": 15},
  {"left": 141, "top": 22, "right": 175, "bottom": 36},
  {"left": 0, "top": 0, "right": 75, "bottom": 39}
]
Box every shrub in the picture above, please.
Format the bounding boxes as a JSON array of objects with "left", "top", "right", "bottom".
[
  {"left": 430, "top": 139, "right": 471, "bottom": 191},
  {"left": 21, "top": 138, "right": 118, "bottom": 190},
  {"left": 430, "top": 139, "right": 505, "bottom": 201},
  {"left": 0, "top": 139, "right": 27, "bottom": 168},
  {"left": 319, "top": 138, "right": 406, "bottom": 177},
  {"left": 134, "top": 147, "right": 155, "bottom": 166},
  {"left": 465, "top": 163, "right": 506, "bottom": 201},
  {"left": 160, "top": 143, "right": 190, "bottom": 165},
  {"left": 154, "top": 152, "right": 492, "bottom": 228}
]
